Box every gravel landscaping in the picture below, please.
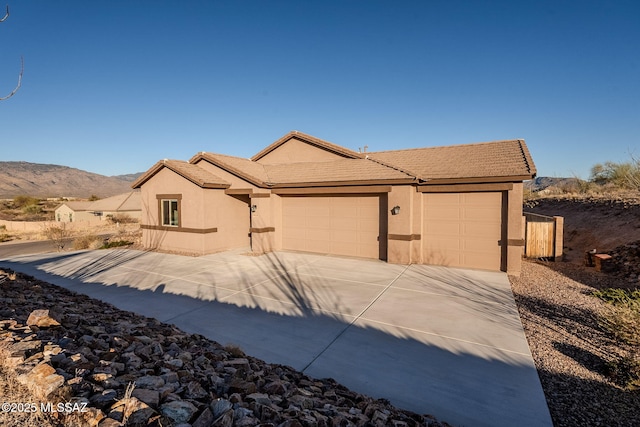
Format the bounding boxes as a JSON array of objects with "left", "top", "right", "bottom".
[{"left": 510, "top": 260, "right": 640, "bottom": 427}]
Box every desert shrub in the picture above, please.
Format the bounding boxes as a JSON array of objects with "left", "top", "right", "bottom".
[
  {"left": 0, "top": 233, "right": 12, "bottom": 242},
  {"left": 73, "top": 234, "right": 103, "bottom": 250},
  {"left": 224, "top": 344, "right": 245, "bottom": 357},
  {"left": 41, "top": 223, "right": 70, "bottom": 251},
  {"left": 590, "top": 160, "right": 640, "bottom": 191},
  {"left": 605, "top": 355, "right": 640, "bottom": 389},
  {"left": 12, "top": 195, "right": 40, "bottom": 208},
  {"left": 101, "top": 240, "right": 133, "bottom": 249},
  {"left": 22, "top": 203, "right": 42, "bottom": 214},
  {"left": 594, "top": 288, "right": 640, "bottom": 388},
  {"left": 107, "top": 213, "right": 138, "bottom": 224}
]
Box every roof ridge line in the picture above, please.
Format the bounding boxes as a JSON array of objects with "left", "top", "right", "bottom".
[
  {"left": 364, "top": 155, "right": 421, "bottom": 181},
  {"left": 517, "top": 139, "right": 536, "bottom": 176}
]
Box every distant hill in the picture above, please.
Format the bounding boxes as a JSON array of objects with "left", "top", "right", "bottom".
[
  {"left": 524, "top": 176, "right": 579, "bottom": 192},
  {"left": 0, "top": 161, "right": 143, "bottom": 199}
]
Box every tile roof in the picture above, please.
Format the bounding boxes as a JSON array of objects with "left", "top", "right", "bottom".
[
  {"left": 132, "top": 160, "right": 230, "bottom": 189},
  {"left": 137, "top": 133, "right": 536, "bottom": 190},
  {"left": 88, "top": 191, "right": 140, "bottom": 212},
  {"left": 59, "top": 201, "right": 92, "bottom": 211},
  {"left": 264, "top": 159, "right": 414, "bottom": 186},
  {"left": 251, "top": 130, "right": 361, "bottom": 162},
  {"left": 191, "top": 153, "right": 269, "bottom": 186},
  {"left": 368, "top": 139, "right": 536, "bottom": 181}
]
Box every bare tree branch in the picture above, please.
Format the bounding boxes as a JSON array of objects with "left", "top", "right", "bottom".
[
  {"left": 0, "top": 5, "right": 8, "bottom": 23},
  {"left": 1, "top": 5, "right": 23, "bottom": 101},
  {"left": 0, "top": 56, "right": 23, "bottom": 101}
]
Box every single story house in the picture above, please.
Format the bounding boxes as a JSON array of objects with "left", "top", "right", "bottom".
[
  {"left": 132, "top": 131, "right": 536, "bottom": 274},
  {"left": 55, "top": 201, "right": 93, "bottom": 223},
  {"left": 55, "top": 191, "right": 141, "bottom": 223}
]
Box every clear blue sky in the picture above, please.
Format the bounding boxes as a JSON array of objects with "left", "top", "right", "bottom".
[{"left": 1, "top": 1, "right": 638, "bottom": 178}]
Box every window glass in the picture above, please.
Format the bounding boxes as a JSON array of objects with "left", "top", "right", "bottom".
[{"left": 162, "top": 199, "right": 179, "bottom": 226}]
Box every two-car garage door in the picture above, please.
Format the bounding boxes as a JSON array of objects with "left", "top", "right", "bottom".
[
  {"left": 280, "top": 192, "right": 504, "bottom": 271},
  {"left": 422, "top": 192, "right": 504, "bottom": 271},
  {"left": 282, "top": 195, "right": 384, "bottom": 260}
]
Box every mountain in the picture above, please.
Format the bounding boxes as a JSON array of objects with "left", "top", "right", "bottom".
[
  {"left": 0, "top": 161, "right": 143, "bottom": 199},
  {"left": 524, "top": 176, "right": 580, "bottom": 192}
]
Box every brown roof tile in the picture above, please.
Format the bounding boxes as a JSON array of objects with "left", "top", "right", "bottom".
[
  {"left": 132, "top": 160, "right": 230, "bottom": 189},
  {"left": 191, "top": 152, "right": 269, "bottom": 186},
  {"left": 251, "top": 130, "right": 361, "bottom": 162},
  {"left": 368, "top": 139, "right": 536, "bottom": 181},
  {"left": 264, "top": 159, "right": 414, "bottom": 186}
]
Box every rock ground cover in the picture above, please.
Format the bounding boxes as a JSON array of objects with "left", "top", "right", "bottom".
[{"left": 0, "top": 268, "right": 447, "bottom": 427}]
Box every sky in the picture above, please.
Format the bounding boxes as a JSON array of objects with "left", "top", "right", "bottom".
[{"left": 1, "top": 1, "right": 638, "bottom": 178}]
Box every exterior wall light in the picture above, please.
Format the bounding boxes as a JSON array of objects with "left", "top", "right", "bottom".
[
  {"left": 251, "top": 205, "right": 257, "bottom": 213},
  {"left": 391, "top": 205, "right": 400, "bottom": 215}
]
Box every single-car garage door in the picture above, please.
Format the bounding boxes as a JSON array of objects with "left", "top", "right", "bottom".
[
  {"left": 282, "top": 195, "right": 384, "bottom": 259},
  {"left": 422, "top": 192, "right": 503, "bottom": 271}
]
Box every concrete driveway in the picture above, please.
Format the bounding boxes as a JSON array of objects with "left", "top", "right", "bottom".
[{"left": 0, "top": 248, "right": 552, "bottom": 427}]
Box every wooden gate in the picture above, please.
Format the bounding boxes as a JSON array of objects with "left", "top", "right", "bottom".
[{"left": 524, "top": 213, "right": 564, "bottom": 260}]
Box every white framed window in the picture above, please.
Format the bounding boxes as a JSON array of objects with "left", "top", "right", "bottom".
[{"left": 161, "top": 198, "right": 179, "bottom": 227}]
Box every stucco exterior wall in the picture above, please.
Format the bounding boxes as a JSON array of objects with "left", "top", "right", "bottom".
[
  {"left": 386, "top": 186, "right": 417, "bottom": 265},
  {"left": 256, "top": 138, "right": 348, "bottom": 165},
  {"left": 139, "top": 168, "right": 253, "bottom": 255},
  {"left": 506, "top": 182, "right": 524, "bottom": 276},
  {"left": 55, "top": 205, "right": 95, "bottom": 223}
]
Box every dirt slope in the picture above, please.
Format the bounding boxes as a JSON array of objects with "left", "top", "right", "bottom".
[{"left": 524, "top": 196, "right": 640, "bottom": 263}]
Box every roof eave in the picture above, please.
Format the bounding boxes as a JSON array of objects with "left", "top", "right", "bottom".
[
  {"left": 270, "top": 178, "right": 416, "bottom": 188},
  {"left": 422, "top": 174, "right": 536, "bottom": 185},
  {"left": 192, "top": 154, "right": 267, "bottom": 188}
]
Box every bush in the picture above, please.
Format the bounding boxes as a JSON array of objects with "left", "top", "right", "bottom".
[
  {"left": 590, "top": 159, "right": 640, "bottom": 191},
  {"left": 101, "top": 240, "right": 133, "bottom": 249},
  {"left": 13, "top": 195, "right": 40, "bottom": 208},
  {"left": 73, "top": 234, "right": 104, "bottom": 250},
  {"left": 107, "top": 214, "right": 138, "bottom": 224},
  {"left": 22, "top": 204, "right": 42, "bottom": 214}
]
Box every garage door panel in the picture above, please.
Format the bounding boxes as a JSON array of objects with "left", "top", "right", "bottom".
[
  {"left": 424, "top": 193, "right": 503, "bottom": 271},
  {"left": 425, "top": 222, "right": 461, "bottom": 236},
  {"left": 282, "top": 195, "right": 382, "bottom": 259}
]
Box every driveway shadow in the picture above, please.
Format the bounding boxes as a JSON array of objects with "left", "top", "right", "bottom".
[{"left": 2, "top": 249, "right": 551, "bottom": 427}]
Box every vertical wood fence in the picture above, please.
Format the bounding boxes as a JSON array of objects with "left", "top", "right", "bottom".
[{"left": 523, "top": 213, "right": 564, "bottom": 261}]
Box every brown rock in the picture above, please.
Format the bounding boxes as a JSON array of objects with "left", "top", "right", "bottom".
[
  {"left": 26, "top": 309, "right": 62, "bottom": 327},
  {"left": 17, "top": 361, "right": 65, "bottom": 398}
]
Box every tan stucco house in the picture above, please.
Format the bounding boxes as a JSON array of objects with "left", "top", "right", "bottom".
[
  {"left": 55, "top": 191, "right": 141, "bottom": 223},
  {"left": 132, "top": 131, "right": 536, "bottom": 274}
]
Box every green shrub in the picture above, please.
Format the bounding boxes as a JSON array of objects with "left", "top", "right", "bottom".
[
  {"left": 101, "top": 240, "right": 133, "bottom": 249},
  {"left": 13, "top": 195, "right": 40, "bottom": 208},
  {"left": 22, "top": 204, "right": 42, "bottom": 214}
]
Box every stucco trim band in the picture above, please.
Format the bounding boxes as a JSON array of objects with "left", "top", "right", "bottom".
[
  {"left": 417, "top": 183, "right": 514, "bottom": 193},
  {"left": 141, "top": 224, "right": 218, "bottom": 234},
  {"left": 250, "top": 227, "right": 275, "bottom": 233},
  {"left": 388, "top": 234, "right": 421, "bottom": 241},
  {"left": 272, "top": 185, "right": 392, "bottom": 195}
]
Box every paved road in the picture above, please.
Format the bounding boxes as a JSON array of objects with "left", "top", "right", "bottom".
[
  {"left": 0, "top": 238, "right": 69, "bottom": 257},
  {"left": 0, "top": 233, "right": 113, "bottom": 257}
]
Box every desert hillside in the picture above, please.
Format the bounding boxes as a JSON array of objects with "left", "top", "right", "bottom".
[{"left": 0, "top": 162, "right": 143, "bottom": 199}]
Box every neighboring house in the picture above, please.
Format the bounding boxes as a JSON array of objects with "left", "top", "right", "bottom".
[
  {"left": 55, "top": 191, "right": 141, "bottom": 223},
  {"left": 55, "top": 201, "right": 93, "bottom": 223},
  {"left": 132, "top": 131, "right": 536, "bottom": 274}
]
